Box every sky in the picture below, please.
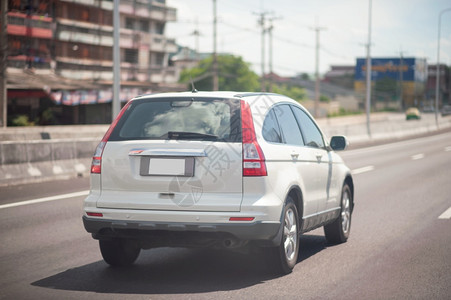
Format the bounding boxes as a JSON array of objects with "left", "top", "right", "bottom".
[{"left": 166, "top": 0, "right": 451, "bottom": 77}]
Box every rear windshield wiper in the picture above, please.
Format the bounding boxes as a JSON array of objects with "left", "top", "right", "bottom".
[{"left": 164, "top": 131, "right": 219, "bottom": 141}]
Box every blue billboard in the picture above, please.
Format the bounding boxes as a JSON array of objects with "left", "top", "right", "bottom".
[{"left": 355, "top": 58, "right": 427, "bottom": 82}]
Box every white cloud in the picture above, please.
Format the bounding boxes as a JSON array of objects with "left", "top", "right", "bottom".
[{"left": 167, "top": 0, "right": 451, "bottom": 76}]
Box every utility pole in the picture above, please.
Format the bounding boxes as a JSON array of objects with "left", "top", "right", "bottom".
[
  {"left": 365, "top": 0, "right": 373, "bottom": 138},
  {"left": 191, "top": 18, "right": 200, "bottom": 60},
  {"left": 267, "top": 18, "right": 273, "bottom": 92},
  {"left": 0, "top": 0, "right": 7, "bottom": 128},
  {"left": 112, "top": 0, "right": 121, "bottom": 120},
  {"left": 212, "top": 0, "right": 218, "bottom": 91},
  {"left": 254, "top": 11, "right": 270, "bottom": 92},
  {"left": 267, "top": 16, "right": 281, "bottom": 92},
  {"left": 311, "top": 19, "right": 326, "bottom": 118},
  {"left": 435, "top": 8, "right": 451, "bottom": 128},
  {"left": 398, "top": 51, "right": 406, "bottom": 110}
]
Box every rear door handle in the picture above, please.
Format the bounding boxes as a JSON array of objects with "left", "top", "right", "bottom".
[{"left": 291, "top": 152, "right": 300, "bottom": 159}]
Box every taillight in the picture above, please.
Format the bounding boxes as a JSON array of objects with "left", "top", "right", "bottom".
[
  {"left": 90, "top": 101, "right": 131, "bottom": 174},
  {"left": 90, "top": 141, "right": 105, "bottom": 174},
  {"left": 241, "top": 101, "right": 267, "bottom": 176}
]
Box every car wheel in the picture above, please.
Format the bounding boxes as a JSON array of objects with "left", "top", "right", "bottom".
[
  {"left": 99, "top": 238, "right": 141, "bottom": 267},
  {"left": 324, "top": 184, "right": 352, "bottom": 244},
  {"left": 267, "top": 196, "right": 300, "bottom": 274}
]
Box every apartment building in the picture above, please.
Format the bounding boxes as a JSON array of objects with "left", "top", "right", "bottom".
[
  {"left": 4, "top": 0, "right": 182, "bottom": 125},
  {"left": 426, "top": 64, "right": 450, "bottom": 107}
]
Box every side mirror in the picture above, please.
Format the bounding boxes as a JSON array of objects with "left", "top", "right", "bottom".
[{"left": 330, "top": 136, "right": 349, "bottom": 151}]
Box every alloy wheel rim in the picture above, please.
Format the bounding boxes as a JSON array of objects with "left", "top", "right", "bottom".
[
  {"left": 283, "top": 208, "right": 297, "bottom": 261},
  {"left": 341, "top": 191, "right": 351, "bottom": 234}
]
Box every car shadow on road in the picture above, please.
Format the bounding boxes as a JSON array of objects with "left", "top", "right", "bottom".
[{"left": 31, "top": 235, "right": 326, "bottom": 295}]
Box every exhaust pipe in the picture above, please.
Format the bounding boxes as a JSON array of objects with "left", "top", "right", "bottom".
[{"left": 223, "top": 238, "right": 240, "bottom": 248}]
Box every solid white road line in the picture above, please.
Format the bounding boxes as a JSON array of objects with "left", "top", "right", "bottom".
[
  {"left": 411, "top": 153, "right": 425, "bottom": 160},
  {"left": 0, "top": 190, "right": 89, "bottom": 210},
  {"left": 438, "top": 207, "right": 451, "bottom": 219},
  {"left": 351, "top": 165, "right": 375, "bottom": 175}
]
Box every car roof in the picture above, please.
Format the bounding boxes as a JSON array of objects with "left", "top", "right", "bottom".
[
  {"left": 132, "top": 91, "right": 295, "bottom": 104},
  {"left": 133, "top": 91, "right": 238, "bottom": 99}
]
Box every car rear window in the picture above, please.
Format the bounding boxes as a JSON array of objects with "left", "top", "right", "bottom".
[{"left": 109, "top": 97, "right": 242, "bottom": 142}]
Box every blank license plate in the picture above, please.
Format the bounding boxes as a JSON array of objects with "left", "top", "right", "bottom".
[{"left": 140, "top": 157, "right": 194, "bottom": 177}]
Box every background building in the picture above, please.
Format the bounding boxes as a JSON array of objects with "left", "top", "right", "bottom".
[
  {"left": 426, "top": 64, "right": 450, "bottom": 108},
  {"left": 4, "top": 0, "right": 182, "bottom": 125},
  {"left": 324, "top": 65, "right": 355, "bottom": 90},
  {"left": 354, "top": 57, "right": 428, "bottom": 110}
]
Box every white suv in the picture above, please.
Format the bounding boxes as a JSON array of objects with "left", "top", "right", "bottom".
[{"left": 83, "top": 91, "right": 354, "bottom": 274}]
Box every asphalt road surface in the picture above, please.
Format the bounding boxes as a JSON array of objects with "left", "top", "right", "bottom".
[{"left": 1, "top": 131, "right": 450, "bottom": 299}]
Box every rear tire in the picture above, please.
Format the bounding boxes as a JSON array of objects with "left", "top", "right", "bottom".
[
  {"left": 324, "top": 184, "right": 352, "bottom": 244},
  {"left": 266, "top": 196, "right": 300, "bottom": 274},
  {"left": 99, "top": 238, "right": 141, "bottom": 267}
]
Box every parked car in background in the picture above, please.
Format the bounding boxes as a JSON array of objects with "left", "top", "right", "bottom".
[
  {"left": 441, "top": 105, "right": 451, "bottom": 117},
  {"left": 406, "top": 107, "right": 421, "bottom": 120},
  {"left": 83, "top": 91, "right": 354, "bottom": 274},
  {"left": 422, "top": 105, "right": 435, "bottom": 113}
]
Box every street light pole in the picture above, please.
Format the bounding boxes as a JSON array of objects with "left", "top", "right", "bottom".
[
  {"left": 311, "top": 19, "right": 326, "bottom": 119},
  {"left": 112, "top": 0, "right": 121, "bottom": 120},
  {"left": 435, "top": 7, "right": 451, "bottom": 128},
  {"left": 0, "top": 0, "right": 8, "bottom": 128},
  {"left": 365, "top": 0, "right": 372, "bottom": 137},
  {"left": 267, "top": 16, "right": 281, "bottom": 93},
  {"left": 268, "top": 19, "right": 273, "bottom": 92},
  {"left": 258, "top": 12, "right": 266, "bottom": 92},
  {"left": 212, "top": 0, "right": 218, "bottom": 91}
]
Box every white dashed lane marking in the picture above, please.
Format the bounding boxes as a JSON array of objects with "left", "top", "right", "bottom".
[
  {"left": 411, "top": 153, "right": 425, "bottom": 160},
  {"left": 445, "top": 146, "right": 451, "bottom": 152},
  {"left": 0, "top": 191, "right": 89, "bottom": 210},
  {"left": 351, "top": 165, "right": 375, "bottom": 175},
  {"left": 439, "top": 207, "right": 451, "bottom": 219}
]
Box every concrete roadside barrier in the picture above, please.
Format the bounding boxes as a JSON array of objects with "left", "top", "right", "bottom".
[
  {"left": 316, "top": 112, "right": 451, "bottom": 147},
  {"left": 0, "top": 126, "right": 108, "bottom": 186},
  {"left": 1, "top": 113, "right": 450, "bottom": 186}
]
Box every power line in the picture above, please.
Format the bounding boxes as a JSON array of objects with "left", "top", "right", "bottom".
[
  {"left": 220, "top": 20, "right": 259, "bottom": 34},
  {"left": 320, "top": 47, "right": 352, "bottom": 60},
  {"left": 175, "top": 19, "right": 212, "bottom": 25},
  {"left": 174, "top": 9, "right": 353, "bottom": 79},
  {"left": 273, "top": 35, "right": 313, "bottom": 49},
  {"left": 221, "top": 20, "right": 314, "bottom": 49}
]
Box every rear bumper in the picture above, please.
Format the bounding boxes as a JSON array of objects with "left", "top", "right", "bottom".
[{"left": 83, "top": 216, "right": 281, "bottom": 247}]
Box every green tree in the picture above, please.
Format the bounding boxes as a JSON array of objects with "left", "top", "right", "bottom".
[
  {"left": 320, "top": 95, "right": 330, "bottom": 103},
  {"left": 298, "top": 73, "right": 311, "bottom": 81},
  {"left": 271, "top": 84, "right": 307, "bottom": 103},
  {"left": 180, "top": 55, "right": 260, "bottom": 92},
  {"left": 10, "top": 115, "right": 35, "bottom": 126}
]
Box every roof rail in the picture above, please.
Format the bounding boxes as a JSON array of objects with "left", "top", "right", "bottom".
[{"left": 233, "top": 92, "right": 282, "bottom": 98}]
